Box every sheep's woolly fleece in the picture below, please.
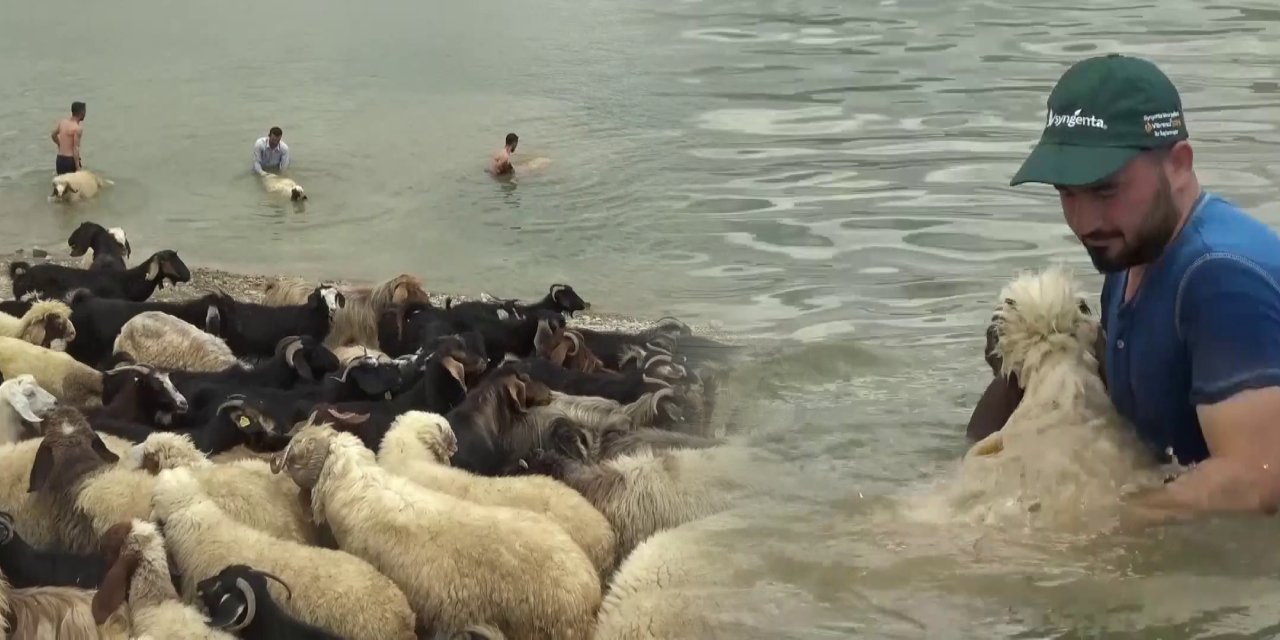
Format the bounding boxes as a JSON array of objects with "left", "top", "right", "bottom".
[{"left": 0, "top": 254, "right": 726, "bottom": 339}]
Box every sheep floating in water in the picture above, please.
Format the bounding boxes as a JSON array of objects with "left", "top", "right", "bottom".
[{"left": 50, "top": 170, "right": 112, "bottom": 203}]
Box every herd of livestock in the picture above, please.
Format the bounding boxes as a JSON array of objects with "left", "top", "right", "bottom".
[{"left": 0, "top": 221, "right": 754, "bottom": 639}]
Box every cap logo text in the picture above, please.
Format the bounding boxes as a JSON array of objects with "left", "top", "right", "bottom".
[
  {"left": 1046, "top": 107, "right": 1107, "bottom": 130},
  {"left": 1142, "top": 111, "right": 1183, "bottom": 138}
]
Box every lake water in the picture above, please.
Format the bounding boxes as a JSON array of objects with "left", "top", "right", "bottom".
[{"left": 4, "top": 0, "right": 1280, "bottom": 637}]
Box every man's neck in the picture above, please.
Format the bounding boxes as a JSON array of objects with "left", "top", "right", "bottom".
[{"left": 1124, "top": 176, "right": 1204, "bottom": 300}]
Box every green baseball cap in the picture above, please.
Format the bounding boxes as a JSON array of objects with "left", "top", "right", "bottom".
[{"left": 1010, "top": 53, "right": 1189, "bottom": 187}]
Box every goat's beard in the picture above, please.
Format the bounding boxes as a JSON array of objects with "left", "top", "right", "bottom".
[{"left": 1085, "top": 172, "right": 1181, "bottom": 274}]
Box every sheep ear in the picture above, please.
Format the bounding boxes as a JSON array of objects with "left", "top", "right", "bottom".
[
  {"left": 6, "top": 388, "right": 41, "bottom": 423},
  {"left": 92, "top": 433, "right": 121, "bottom": 464},
  {"left": 964, "top": 374, "right": 1024, "bottom": 445},
  {"left": 28, "top": 443, "right": 54, "bottom": 493},
  {"left": 92, "top": 549, "right": 139, "bottom": 625}
]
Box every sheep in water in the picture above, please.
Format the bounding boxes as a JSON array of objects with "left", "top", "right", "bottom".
[
  {"left": 934, "top": 265, "right": 1165, "bottom": 529},
  {"left": 50, "top": 170, "right": 113, "bottom": 203},
  {"left": 261, "top": 173, "right": 307, "bottom": 202}
]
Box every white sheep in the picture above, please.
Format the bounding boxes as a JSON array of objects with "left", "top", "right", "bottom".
[
  {"left": 26, "top": 411, "right": 323, "bottom": 554},
  {"left": 114, "top": 311, "right": 239, "bottom": 373},
  {"left": 260, "top": 173, "right": 307, "bottom": 202},
  {"left": 78, "top": 226, "right": 132, "bottom": 269},
  {"left": 91, "top": 519, "right": 237, "bottom": 639},
  {"left": 0, "top": 375, "right": 58, "bottom": 446},
  {"left": 152, "top": 466, "right": 419, "bottom": 640},
  {"left": 0, "top": 300, "right": 77, "bottom": 352},
  {"left": 925, "top": 265, "right": 1165, "bottom": 529},
  {"left": 519, "top": 440, "right": 764, "bottom": 561},
  {"left": 277, "top": 424, "right": 602, "bottom": 639},
  {"left": 377, "top": 411, "right": 618, "bottom": 579},
  {"left": 0, "top": 336, "right": 103, "bottom": 408},
  {"left": 51, "top": 169, "right": 113, "bottom": 202}
]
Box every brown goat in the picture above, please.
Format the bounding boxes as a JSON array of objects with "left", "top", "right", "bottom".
[
  {"left": 444, "top": 370, "right": 555, "bottom": 475},
  {"left": 533, "top": 322, "right": 605, "bottom": 374},
  {"left": 263, "top": 275, "right": 429, "bottom": 351}
]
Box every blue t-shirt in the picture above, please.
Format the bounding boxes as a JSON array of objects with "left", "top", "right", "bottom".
[{"left": 1101, "top": 191, "right": 1280, "bottom": 465}]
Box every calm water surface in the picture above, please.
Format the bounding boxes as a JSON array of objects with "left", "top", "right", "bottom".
[{"left": 4, "top": 0, "right": 1280, "bottom": 637}]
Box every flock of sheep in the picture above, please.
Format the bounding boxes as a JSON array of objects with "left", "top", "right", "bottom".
[{"left": 0, "top": 221, "right": 762, "bottom": 639}]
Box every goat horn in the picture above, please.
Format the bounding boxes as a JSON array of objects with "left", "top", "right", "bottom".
[
  {"left": 565, "top": 331, "right": 582, "bottom": 356},
  {"left": 256, "top": 570, "right": 294, "bottom": 602},
  {"left": 227, "top": 577, "right": 256, "bottom": 632}
]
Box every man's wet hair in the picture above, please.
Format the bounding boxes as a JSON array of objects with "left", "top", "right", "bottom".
[
  {"left": 71, "top": 102, "right": 85, "bottom": 117},
  {"left": 505, "top": 132, "right": 518, "bottom": 147},
  {"left": 270, "top": 126, "right": 283, "bottom": 137}
]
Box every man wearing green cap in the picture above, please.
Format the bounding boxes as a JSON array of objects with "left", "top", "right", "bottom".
[{"left": 1011, "top": 53, "right": 1280, "bottom": 521}]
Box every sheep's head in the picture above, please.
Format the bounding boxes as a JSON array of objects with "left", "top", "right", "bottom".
[
  {"left": 966, "top": 266, "right": 1098, "bottom": 447},
  {"left": 66, "top": 222, "right": 106, "bottom": 257},
  {"left": 28, "top": 407, "right": 119, "bottom": 493},
  {"left": 290, "top": 186, "right": 307, "bottom": 202},
  {"left": 144, "top": 250, "right": 192, "bottom": 289},
  {"left": 102, "top": 363, "right": 188, "bottom": 426},
  {"left": 270, "top": 425, "right": 337, "bottom": 490},
  {"left": 126, "top": 432, "right": 212, "bottom": 475},
  {"left": 277, "top": 336, "right": 340, "bottom": 382},
  {"left": 548, "top": 283, "right": 590, "bottom": 317},
  {"left": 376, "top": 274, "right": 430, "bottom": 308},
  {"left": 25, "top": 300, "right": 76, "bottom": 350},
  {"left": 385, "top": 411, "right": 456, "bottom": 464},
  {"left": 0, "top": 374, "right": 58, "bottom": 427},
  {"left": 198, "top": 564, "right": 294, "bottom": 633},
  {"left": 91, "top": 519, "right": 162, "bottom": 625},
  {"left": 51, "top": 177, "right": 75, "bottom": 199}
]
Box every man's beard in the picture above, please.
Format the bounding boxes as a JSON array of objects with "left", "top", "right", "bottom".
[{"left": 1084, "top": 172, "right": 1181, "bottom": 274}]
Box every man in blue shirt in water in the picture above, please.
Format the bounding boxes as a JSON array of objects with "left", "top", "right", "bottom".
[{"left": 1009, "top": 54, "right": 1280, "bottom": 521}]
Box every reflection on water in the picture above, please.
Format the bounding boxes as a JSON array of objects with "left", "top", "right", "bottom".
[{"left": 4, "top": 0, "right": 1280, "bottom": 635}]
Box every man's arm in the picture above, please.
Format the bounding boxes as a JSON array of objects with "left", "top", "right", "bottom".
[
  {"left": 278, "top": 145, "right": 290, "bottom": 173},
  {"left": 50, "top": 122, "right": 60, "bottom": 146},
  {"left": 251, "top": 141, "right": 266, "bottom": 176},
  {"left": 1126, "top": 255, "right": 1280, "bottom": 521}
]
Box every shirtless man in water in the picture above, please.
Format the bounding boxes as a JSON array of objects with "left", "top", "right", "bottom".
[
  {"left": 489, "top": 132, "right": 519, "bottom": 176},
  {"left": 50, "top": 101, "right": 86, "bottom": 175}
]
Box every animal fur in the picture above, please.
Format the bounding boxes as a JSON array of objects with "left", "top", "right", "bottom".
[
  {"left": 151, "top": 466, "right": 418, "bottom": 640},
  {"left": 277, "top": 424, "right": 602, "bottom": 639},
  {"left": 51, "top": 170, "right": 112, "bottom": 203},
  {"left": 933, "top": 265, "right": 1164, "bottom": 529},
  {"left": 114, "top": 311, "right": 239, "bottom": 373},
  {"left": 0, "top": 568, "right": 106, "bottom": 640},
  {"left": 260, "top": 174, "right": 307, "bottom": 202},
  {"left": 0, "top": 300, "right": 76, "bottom": 352},
  {"left": 262, "top": 275, "right": 429, "bottom": 351},
  {"left": 377, "top": 411, "right": 618, "bottom": 579},
  {"left": 0, "top": 336, "right": 103, "bottom": 408}
]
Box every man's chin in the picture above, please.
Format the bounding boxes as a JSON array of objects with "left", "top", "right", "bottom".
[{"left": 1086, "top": 247, "right": 1130, "bottom": 274}]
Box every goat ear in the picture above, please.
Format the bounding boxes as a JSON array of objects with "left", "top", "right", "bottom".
[
  {"left": 503, "top": 377, "right": 528, "bottom": 411},
  {"left": 964, "top": 374, "right": 1024, "bottom": 445},
  {"left": 92, "top": 549, "right": 140, "bottom": 625},
  {"left": 290, "top": 347, "right": 316, "bottom": 382},
  {"left": 92, "top": 433, "right": 121, "bottom": 464},
  {"left": 28, "top": 443, "right": 54, "bottom": 493},
  {"left": 534, "top": 320, "right": 556, "bottom": 355},
  {"left": 145, "top": 258, "right": 161, "bottom": 282},
  {"left": 548, "top": 339, "right": 571, "bottom": 366},
  {"left": 441, "top": 356, "right": 466, "bottom": 389}
]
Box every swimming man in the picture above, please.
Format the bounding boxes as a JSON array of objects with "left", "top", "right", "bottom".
[{"left": 51, "top": 101, "right": 86, "bottom": 175}]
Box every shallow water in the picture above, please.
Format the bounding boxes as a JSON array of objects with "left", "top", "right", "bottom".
[{"left": 5, "top": 0, "right": 1280, "bottom": 636}]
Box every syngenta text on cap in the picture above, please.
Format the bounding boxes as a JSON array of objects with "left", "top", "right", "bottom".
[{"left": 1046, "top": 108, "right": 1107, "bottom": 130}]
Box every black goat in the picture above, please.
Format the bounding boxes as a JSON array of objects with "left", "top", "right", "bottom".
[
  {"left": 164, "top": 336, "right": 339, "bottom": 430},
  {"left": 316, "top": 334, "right": 488, "bottom": 451},
  {"left": 9, "top": 249, "right": 191, "bottom": 302},
  {"left": 66, "top": 221, "right": 130, "bottom": 271},
  {"left": 447, "top": 283, "right": 590, "bottom": 320},
  {"left": 66, "top": 289, "right": 235, "bottom": 367},
  {"left": 445, "top": 368, "right": 556, "bottom": 475},
  {"left": 401, "top": 302, "right": 565, "bottom": 367},
  {"left": 505, "top": 352, "right": 684, "bottom": 405},
  {"left": 223, "top": 285, "right": 344, "bottom": 358},
  {"left": 198, "top": 564, "right": 341, "bottom": 640},
  {"left": 0, "top": 511, "right": 107, "bottom": 589},
  {"left": 0, "top": 299, "right": 32, "bottom": 316}
]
